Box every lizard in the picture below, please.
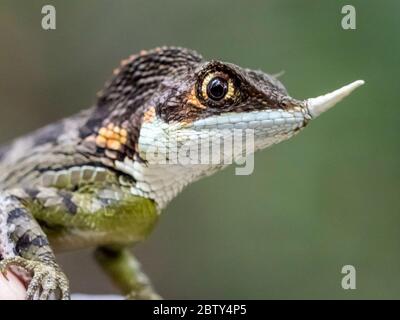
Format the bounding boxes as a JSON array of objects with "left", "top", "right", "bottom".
[{"left": 0, "top": 46, "right": 364, "bottom": 300}]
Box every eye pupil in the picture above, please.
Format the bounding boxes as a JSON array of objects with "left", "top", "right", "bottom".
[{"left": 207, "top": 77, "right": 228, "bottom": 101}]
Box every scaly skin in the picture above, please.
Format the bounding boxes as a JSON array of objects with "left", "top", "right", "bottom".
[{"left": 0, "top": 47, "right": 363, "bottom": 299}]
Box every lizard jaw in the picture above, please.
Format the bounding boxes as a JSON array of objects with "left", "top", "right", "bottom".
[{"left": 305, "top": 80, "right": 365, "bottom": 118}]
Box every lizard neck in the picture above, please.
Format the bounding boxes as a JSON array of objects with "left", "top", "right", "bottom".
[
  {"left": 115, "top": 117, "right": 224, "bottom": 209},
  {"left": 115, "top": 157, "right": 219, "bottom": 210}
]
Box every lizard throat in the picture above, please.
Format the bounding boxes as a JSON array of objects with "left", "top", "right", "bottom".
[{"left": 114, "top": 108, "right": 308, "bottom": 209}]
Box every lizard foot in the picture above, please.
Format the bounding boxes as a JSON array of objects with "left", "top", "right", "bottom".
[{"left": 0, "top": 257, "right": 70, "bottom": 300}]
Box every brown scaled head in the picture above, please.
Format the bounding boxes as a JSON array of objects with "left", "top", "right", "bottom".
[{"left": 96, "top": 47, "right": 299, "bottom": 126}]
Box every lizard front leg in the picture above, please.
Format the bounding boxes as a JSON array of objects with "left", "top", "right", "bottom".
[
  {"left": 0, "top": 192, "right": 69, "bottom": 300},
  {"left": 95, "top": 246, "right": 161, "bottom": 300},
  {"left": 7, "top": 185, "right": 159, "bottom": 299}
]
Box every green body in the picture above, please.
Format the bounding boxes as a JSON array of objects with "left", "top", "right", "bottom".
[{"left": 30, "top": 194, "right": 158, "bottom": 252}]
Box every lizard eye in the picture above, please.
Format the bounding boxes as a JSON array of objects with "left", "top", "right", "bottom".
[
  {"left": 207, "top": 77, "right": 228, "bottom": 101},
  {"left": 200, "top": 71, "right": 235, "bottom": 103}
]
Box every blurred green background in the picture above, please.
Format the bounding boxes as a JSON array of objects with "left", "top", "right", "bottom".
[{"left": 0, "top": 0, "right": 399, "bottom": 299}]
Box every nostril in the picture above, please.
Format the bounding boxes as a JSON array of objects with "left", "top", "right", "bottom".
[
  {"left": 280, "top": 98, "right": 291, "bottom": 109},
  {"left": 279, "top": 97, "right": 303, "bottom": 110}
]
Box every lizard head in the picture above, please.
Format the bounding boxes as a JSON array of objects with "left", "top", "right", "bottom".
[{"left": 90, "top": 47, "right": 364, "bottom": 208}]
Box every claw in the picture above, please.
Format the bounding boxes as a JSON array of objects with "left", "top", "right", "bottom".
[
  {"left": 0, "top": 257, "right": 24, "bottom": 280},
  {"left": 0, "top": 268, "right": 9, "bottom": 280},
  {"left": 0, "top": 257, "right": 70, "bottom": 300}
]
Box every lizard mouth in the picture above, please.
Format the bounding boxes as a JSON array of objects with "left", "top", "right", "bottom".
[
  {"left": 190, "top": 109, "right": 305, "bottom": 133},
  {"left": 305, "top": 80, "right": 365, "bottom": 118}
]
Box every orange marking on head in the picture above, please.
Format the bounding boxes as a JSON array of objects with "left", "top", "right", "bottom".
[
  {"left": 96, "top": 124, "right": 128, "bottom": 151},
  {"left": 107, "top": 139, "right": 122, "bottom": 151},
  {"left": 105, "top": 130, "right": 114, "bottom": 139},
  {"left": 113, "top": 126, "right": 120, "bottom": 134},
  {"left": 99, "top": 128, "right": 108, "bottom": 137},
  {"left": 95, "top": 135, "right": 107, "bottom": 148},
  {"left": 186, "top": 88, "right": 206, "bottom": 109},
  {"left": 120, "top": 129, "right": 128, "bottom": 137}
]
